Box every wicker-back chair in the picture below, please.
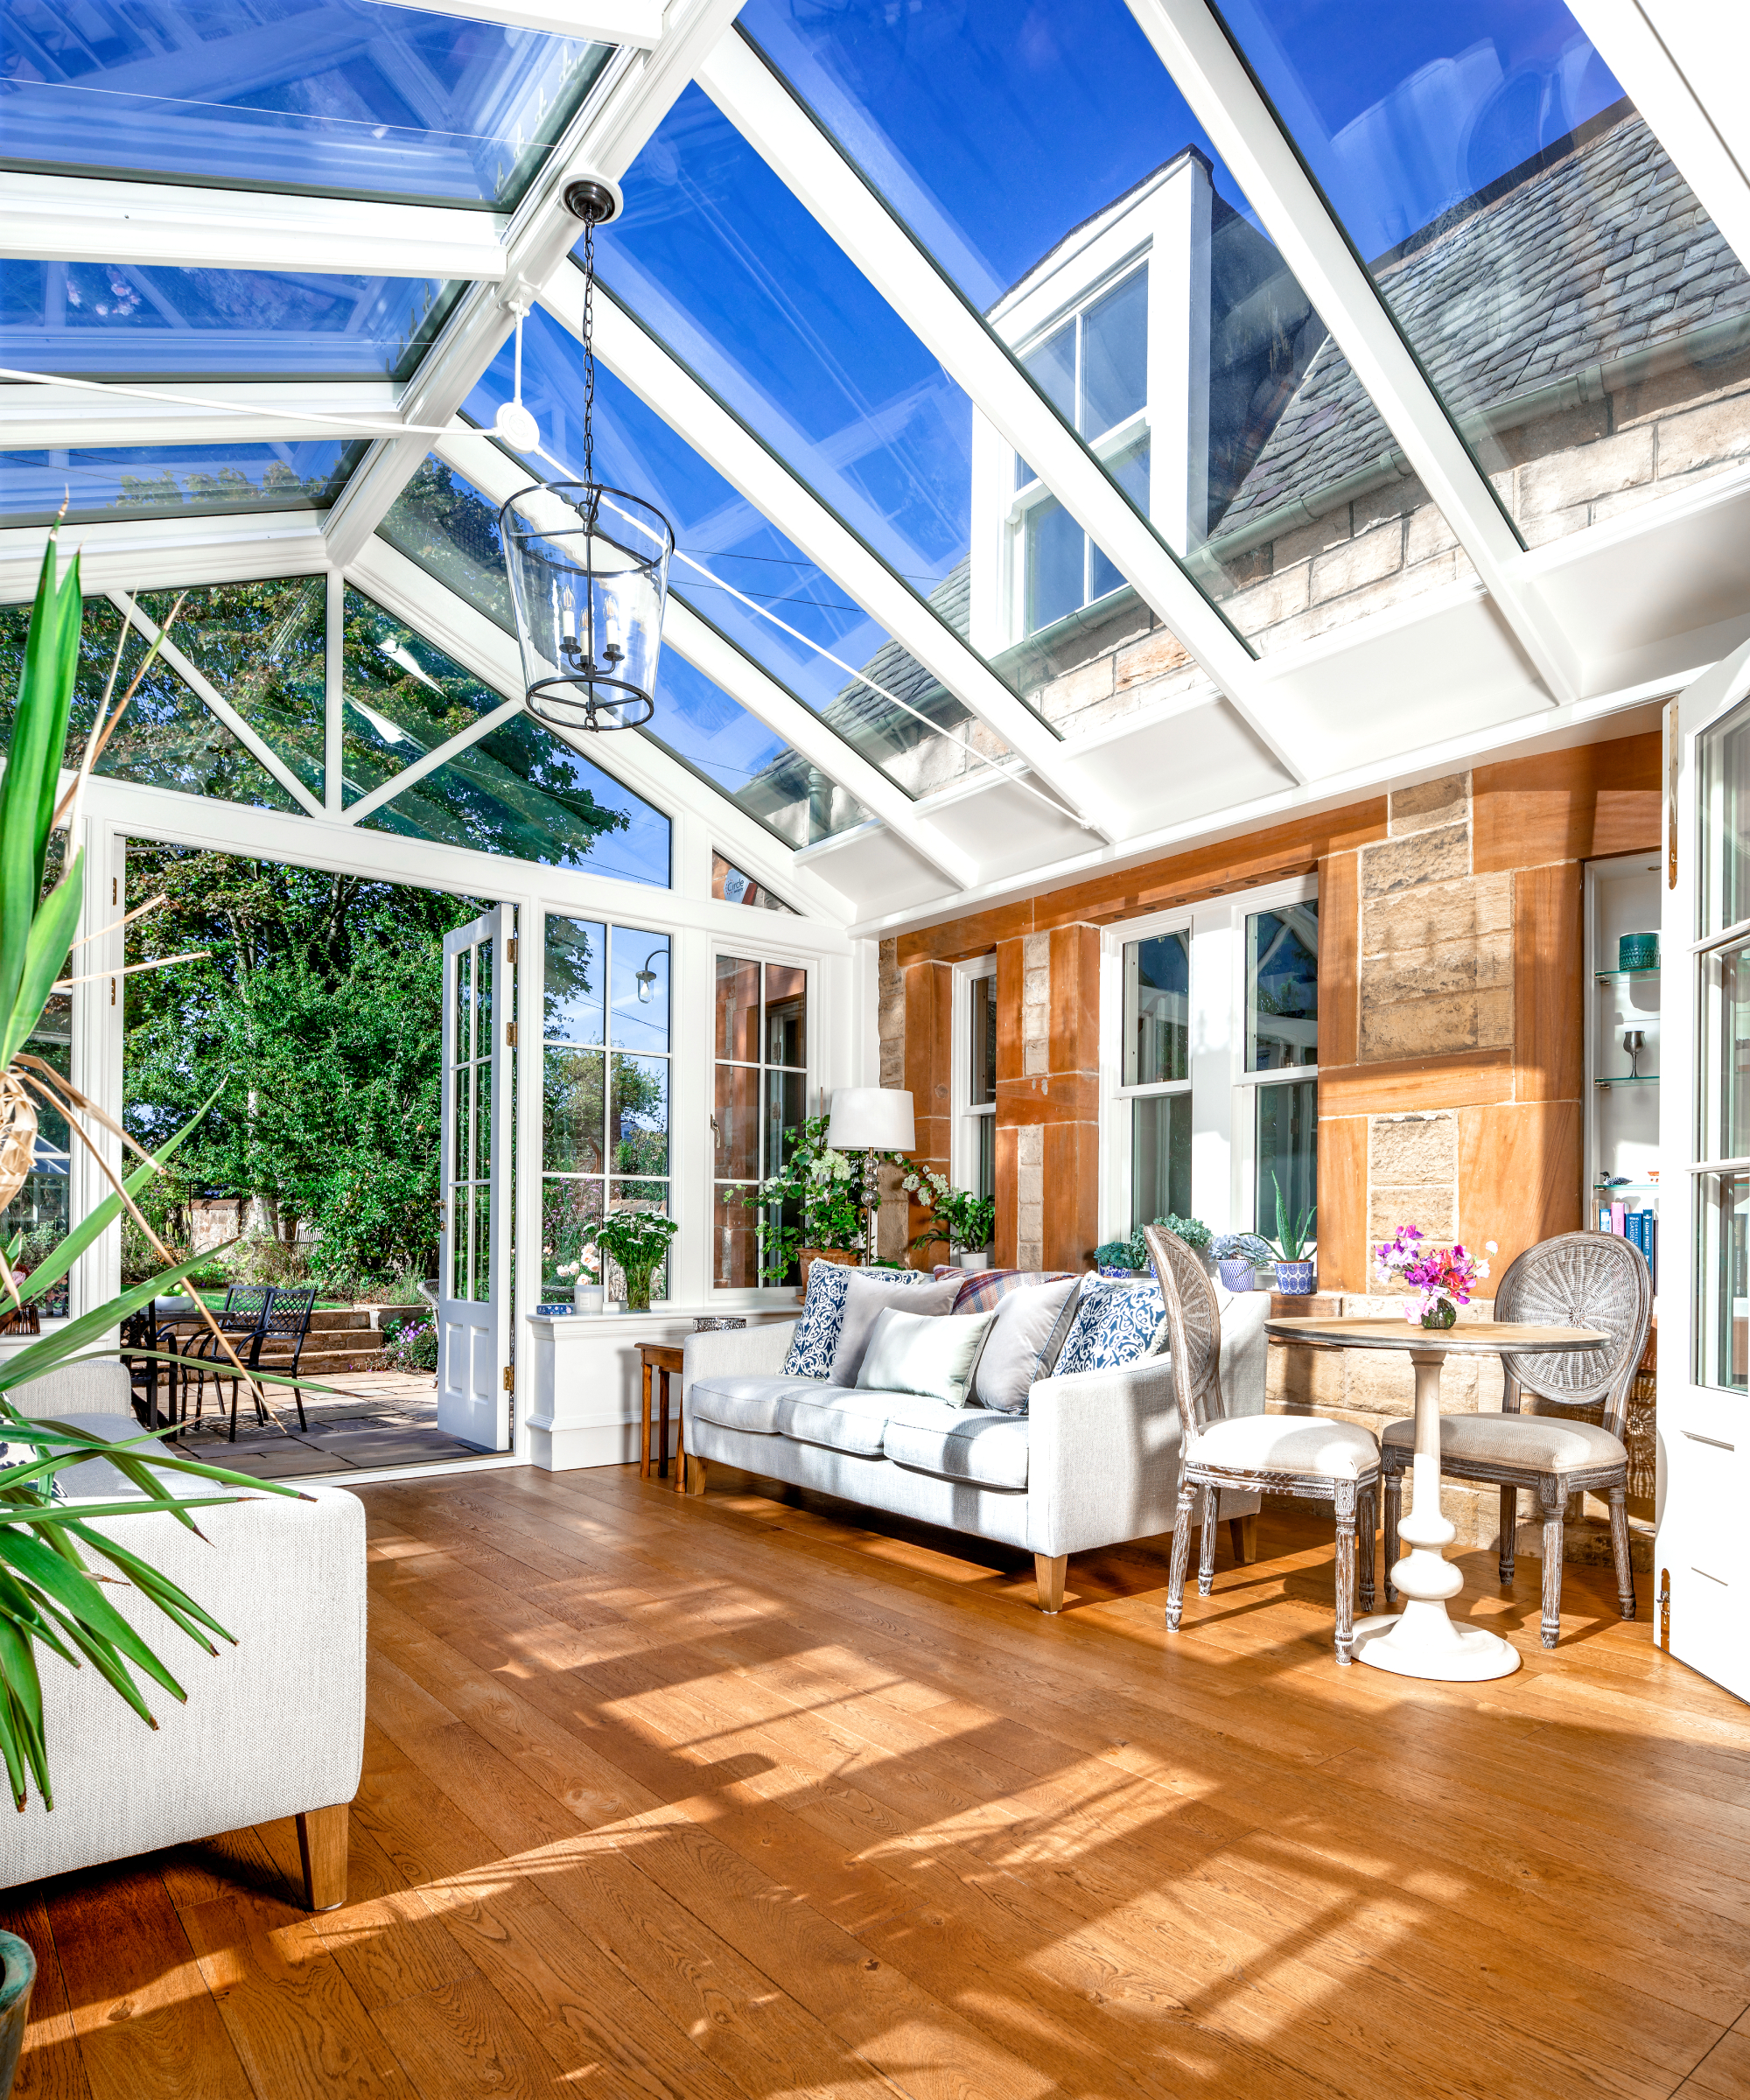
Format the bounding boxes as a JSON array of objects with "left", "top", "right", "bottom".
[
  {"left": 1145, "top": 1225, "right": 1381, "bottom": 1662},
  {"left": 238, "top": 1284, "right": 318, "bottom": 1439},
  {"left": 1379, "top": 1230, "right": 1651, "bottom": 1647}
]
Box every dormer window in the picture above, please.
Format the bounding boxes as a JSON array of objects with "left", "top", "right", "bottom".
[{"left": 1012, "top": 267, "right": 1150, "bottom": 634}]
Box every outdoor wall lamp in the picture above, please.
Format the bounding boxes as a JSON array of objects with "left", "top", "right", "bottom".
[
  {"left": 499, "top": 174, "right": 673, "bottom": 734},
  {"left": 634, "top": 948, "right": 664, "bottom": 1003}
]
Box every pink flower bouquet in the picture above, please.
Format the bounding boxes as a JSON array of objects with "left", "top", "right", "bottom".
[{"left": 1373, "top": 1224, "right": 1496, "bottom": 1328}]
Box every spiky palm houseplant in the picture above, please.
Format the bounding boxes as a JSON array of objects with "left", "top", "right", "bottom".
[{"left": 0, "top": 536, "right": 307, "bottom": 1815}]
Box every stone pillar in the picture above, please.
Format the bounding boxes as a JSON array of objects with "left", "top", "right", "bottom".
[{"left": 995, "top": 924, "right": 1100, "bottom": 1275}]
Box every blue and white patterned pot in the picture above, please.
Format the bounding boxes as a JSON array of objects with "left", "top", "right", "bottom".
[
  {"left": 1274, "top": 1259, "right": 1316, "bottom": 1295},
  {"left": 1097, "top": 1264, "right": 1142, "bottom": 1278},
  {"left": 1216, "top": 1258, "right": 1256, "bottom": 1292},
  {"left": 0, "top": 1928, "right": 36, "bottom": 2100}
]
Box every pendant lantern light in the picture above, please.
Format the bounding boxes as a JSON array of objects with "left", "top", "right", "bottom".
[{"left": 499, "top": 176, "right": 674, "bottom": 733}]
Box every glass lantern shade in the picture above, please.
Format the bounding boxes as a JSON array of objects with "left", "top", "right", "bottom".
[{"left": 499, "top": 480, "right": 674, "bottom": 732}]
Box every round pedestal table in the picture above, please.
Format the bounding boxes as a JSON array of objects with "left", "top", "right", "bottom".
[{"left": 1265, "top": 1317, "right": 1608, "bottom": 1682}]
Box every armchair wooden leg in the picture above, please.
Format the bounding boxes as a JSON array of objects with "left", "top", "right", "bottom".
[
  {"left": 1166, "top": 1478, "right": 1196, "bottom": 1632},
  {"left": 1228, "top": 1514, "right": 1257, "bottom": 1566},
  {"left": 1333, "top": 1478, "right": 1358, "bottom": 1665},
  {"left": 1382, "top": 1466, "right": 1403, "bottom": 1602},
  {"left": 296, "top": 1803, "right": 348, "bottom": 1912},
  {"left": 1607, "top": 1484, "right": 1635, "bottom": 1621},
  {"left": 684, "top": 1457, "right": 708, "bottom": 1497},
  {"left": 1499, "top": 1483, "right": 1518, "bottom": 1586},
  {"left": 1358, "top": 1483, "right": 1376, "bottom": 1614},
  {"left": 1537, "top": 1475, "right": 1567, "bottom": 1649},
  {"left": 1197, "top": 1485, "right": 1219, "bottom": 1598},
  {"left": 1034, "top": 1553, "right": 1068, "bottom": 1615}
]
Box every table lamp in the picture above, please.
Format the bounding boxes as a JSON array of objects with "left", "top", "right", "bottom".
[{"left": 824, "top": 1087, "right": 915, "bottom": 1265}]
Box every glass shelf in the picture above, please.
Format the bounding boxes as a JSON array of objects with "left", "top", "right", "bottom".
[
  {"left": 1595, "top": 1075, "right": 1659, "bottom": 1087},
  {"left": 1595, "top": 969, "right": 1662, "bottom": 983},
  {"left": 1595, "top": 1181, "right": 1662, "bottom": 1194}
]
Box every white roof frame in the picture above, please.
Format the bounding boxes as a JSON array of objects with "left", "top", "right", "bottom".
[
  {"left": 2, "top": 382, "right": 410, "bottom": 452},
  {"left": 324, "top": 0, "right": 745, "bottom": 569},
  {"left": 347, "top": 534, "right": 857, "bottom": 922},
  {"left": 1123, "top": 0, "right": 1582, "bottom": 705},
  {"left": 434, "top": 429, "right": 978, "bottom": 890},
  {"left": 694, "top": 27, "right": 1309, "bottom": 788},
  {"left": 544, "top": 269, "right": 1124, "bottom": 840},
  {"left": 3, "top": 171, "right": 509, "bottom": 281},
  {"left": 394, "top": 0, "right": 664, "bottom": 47}
]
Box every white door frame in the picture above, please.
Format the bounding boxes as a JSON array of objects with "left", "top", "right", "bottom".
[
  {"left": 438, "top": 902, "right": 514, "bottom": 1452},
  {"left": 1661, "top": 640, "right": 1750, "bottom": 1703}
]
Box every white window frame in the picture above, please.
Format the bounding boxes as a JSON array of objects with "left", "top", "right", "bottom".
[
  {"left": 709, "top": 936, "right": 817, "bottom": 1299},
  {"left": 1100, "top": 872, "right": 1319, "bottom": 1246},
  {"left": 950, "top": 952, "right": 998, "bottom": 1198}
]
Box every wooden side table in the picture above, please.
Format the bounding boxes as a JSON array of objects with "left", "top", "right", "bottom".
[{"left": 638, "top": 1342, "right": 687, "bottom": 1488}]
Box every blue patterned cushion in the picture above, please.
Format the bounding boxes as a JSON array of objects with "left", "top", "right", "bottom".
[
  {"left": 783, "top": 1262, "right": 936, "bottom": 1379},
  {"left": 1054, "top": 1278, "right": 1166, "bottom": 1376}
]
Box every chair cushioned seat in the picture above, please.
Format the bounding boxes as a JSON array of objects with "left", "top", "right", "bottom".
[
  {"left": 1382, "top": 1412, "right": 1627, "bottom": 1472},
  {"left": 880, "top": 1396, "right": 1030, "bottom": 1491},
  {"left": 1194, "top": 1413, "right": 1379, "bottom": 1480},
  {"left": 774, "top": 1388, "right": 896, "bottom": 1457},
  {"left": 689, "top": 1375, "right": 832, "bottom": 1438}
]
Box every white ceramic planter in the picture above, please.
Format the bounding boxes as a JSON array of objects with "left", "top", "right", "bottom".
[{"left": 956, "top": 1250, "right": 993, "bottom": 1271}]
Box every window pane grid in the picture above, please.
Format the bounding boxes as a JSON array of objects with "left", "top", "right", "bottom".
[{"left": 715, "top": 954, "right": 809, "bottom": 1287}]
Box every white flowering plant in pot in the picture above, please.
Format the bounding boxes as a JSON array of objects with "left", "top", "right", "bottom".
[
  {"left": 905, "top": 1164, "right": 995, "bottom": 1262},
  {"left": 721, "top": 1112, "right": 909, "bottom": 1284}
]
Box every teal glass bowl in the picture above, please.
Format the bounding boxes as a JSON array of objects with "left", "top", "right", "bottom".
[{"left": 1619, "top": 933, "right": 1659, "bottom": 972}]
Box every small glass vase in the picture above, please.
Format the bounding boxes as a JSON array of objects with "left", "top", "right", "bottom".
[
  {"left": 624, "top": 1269, "right": 654, "bottom": 1314},
  {"left": 1420, "top": 1299, "right": 1458, "bottom": 1330}
]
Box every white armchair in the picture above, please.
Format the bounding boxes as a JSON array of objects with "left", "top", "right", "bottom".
[{"left": 1, "top": 1362, "right": 366, "bottom": 1909}]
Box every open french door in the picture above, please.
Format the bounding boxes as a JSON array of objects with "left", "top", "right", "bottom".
[
  {"left": 1662, "top": 640, "right": 1750, "bottom": 1703},
  {"left": 438, "top": 904, "right": 514, "bottom": 1451}
]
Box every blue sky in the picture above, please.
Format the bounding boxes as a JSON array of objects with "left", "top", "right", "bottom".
[{"left": 737, "top": 0, "right": 1622, "bottom": 288}]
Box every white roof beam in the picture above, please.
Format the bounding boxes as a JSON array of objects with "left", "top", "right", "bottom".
[
  {"left": 384, "top": 0, "right": 663, "bottom": 46},
  {"left": 1123, "top": 0, "right": 1581, "bottom": 705},
  {"left": 696, "top": 27, "right": 1308, "bottom": 787},
  {"left": 348, "top": 535, "right": 856, "bottom": 921},
  {"left": 432, "top": 427, "right": 976, "bottom": 890},
  {"left": 0, "top": 171, "right": 507, "bottom": 280},
  {"left": 0, "top": 514, "right": 328, "bottom": 603},
  {"left": 0, "top": 381, "right": 409, "bottom": 451},
  {"left": 325, "top": 0, "right": 744, "bottom": 567},
  {"left": 1566, "top": 2, "right": 1750, "bottom": 269},
  {"left": 544, "top": 270, "right": 1124, "bottom": 839}
]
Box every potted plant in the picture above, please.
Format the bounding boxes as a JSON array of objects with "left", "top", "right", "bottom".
[
  {"left": 1211, "top": 1232, "right": 1273, "bottom": 1292},
  {"left": 1374, "top": 1223, "right": 1496, "bottom": 1329},
  {"left": 1268, "top": 1175, "right": 1317, "bottom": 1294},
  {"left": 906, "top": 1166, "right": 995, "bottom": 1270},
  {"left": 1095, "top": 1216, "right": 1212, "bottom": 1279},
  {"left": 584, "top": 1210, "right": 679, "bottom": 1312},
  {"left": 723, "top": 1113, "right": 906, "bottom": 1287},
  {"left": 0, "top": 538, "right": 316, "bottom": 2074}
]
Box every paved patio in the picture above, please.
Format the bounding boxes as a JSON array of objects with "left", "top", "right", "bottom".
[{"left": 169, "top": 1367, "right": 488, "bottom": 1478}]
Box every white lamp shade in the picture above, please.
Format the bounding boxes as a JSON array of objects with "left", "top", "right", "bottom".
[{"left": 825, "top": 1087, "right": 914, "bottom": 1153}]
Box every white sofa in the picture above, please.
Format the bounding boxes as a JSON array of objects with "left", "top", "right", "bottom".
[
  {"left": 682, "top": 1288, "right": 1268, "bottom": 1610},
  {"left": 1, "top": 1362, "right": 366, "bottom": 1909}
]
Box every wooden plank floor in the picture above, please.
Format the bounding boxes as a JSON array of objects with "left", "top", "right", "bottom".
[{"left": 6, "top": 1460, "right": 1750, "bottom": 2100}]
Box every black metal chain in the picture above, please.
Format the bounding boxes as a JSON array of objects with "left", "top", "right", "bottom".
[{"left": 580, "top": 213, "right": 596, "bottom": 488}]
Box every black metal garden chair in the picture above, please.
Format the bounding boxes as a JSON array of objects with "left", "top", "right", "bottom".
[
  {"left": 178, "top": 1284, "right": 275, "bottom": 1431},
  {"left": 235, "top": 1284, "right": 318, "bottom": 1439}
]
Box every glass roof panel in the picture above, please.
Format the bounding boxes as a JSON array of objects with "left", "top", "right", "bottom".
[
  {"left": 650, "top": 648, "right": 870, "bottom": 848},
  {"left": 2, "top": 261, "right": 464, "bottom": 381},
  {"left": 465, "top": 308, "right": 1007, "bottom": 794},
  {"left": 380, "top": 452, "right": 864, "bottom": 844},
  {"left": 343, "top": 588, "right": 669, "bottom": 884},
  {"left": 137, "top": 577, "right": 326, "bottom": 795},
  {"left": 601, "top": 85, "right": 1083, "bottom": 697},
  {"left": 0, "top": 3, "right": 612, "bottom": 208},
  {"left": 734, "top": 3, "right": 1478, "bottom": 667},
  {"left": 1212, "top": 0, "right": 1750, "bottom": 545},
  {"left": 0, "top": 596, "right": 300, "bottom": 811},
  {"left": 0, "top": 440, "right": 360, "bottom": 526}
]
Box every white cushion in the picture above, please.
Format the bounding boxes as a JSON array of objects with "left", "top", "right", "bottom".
[
  {"left": 1194, "top": 1413, "right": 1379, "bottom": 1480},
  {"left": 970, "top": 1277, "right": 1080, "bottom": 1414},
  {"left": 858, "top": 1305, "right": 998, "bottom": 1407},
  {"left": 1382, "top": 1413, "right": 1627, "bottom": 1472},
  {"left": 690, "top": 1374, "right": 830, "bottom": 1437},
  {"left": 881, "top": 1397, "right": 1030, "bottom": 1491},
  {"left": 828, "top": 1271, "right": 962, "bottom": 1385},
  {"left": 775, "top": 1388, "right": 898, "bottom": 1457}
]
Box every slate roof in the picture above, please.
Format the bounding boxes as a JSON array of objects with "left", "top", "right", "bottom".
[{"left": 1217, "top": 102, "right": 1750, "bottom": 540}]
